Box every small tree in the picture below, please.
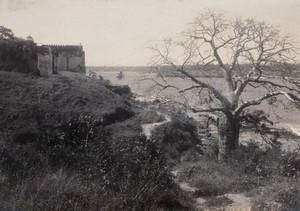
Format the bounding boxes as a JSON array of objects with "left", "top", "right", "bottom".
[
  {"left": 116, "top": 71, "right": 125, "bottom": 81},
  {"left": 150, "top": 11, "right": 300, "bottom": 160},
  {"left": 0, "top": 26, "right": 14, "bottom": 41}
]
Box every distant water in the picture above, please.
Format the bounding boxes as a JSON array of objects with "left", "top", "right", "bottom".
[{"left": 96, "top": 70, "right": 300, "bottom": 139}]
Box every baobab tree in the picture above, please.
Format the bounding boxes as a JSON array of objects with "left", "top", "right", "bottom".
[{"left": 149, "top": 11, "right": 300, "bottom": 160}]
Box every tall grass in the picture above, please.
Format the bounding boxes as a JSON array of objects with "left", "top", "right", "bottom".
[
  {"left": 0, "top": 116, "right": 193, "bottom": 210},
  {"left": 176, "top": 141, "right": 300, "bottom": 209}
]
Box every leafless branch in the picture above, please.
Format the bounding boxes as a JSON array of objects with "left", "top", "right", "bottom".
[{"left": 235, "top": 91, "right": 300, "bottom": 114}]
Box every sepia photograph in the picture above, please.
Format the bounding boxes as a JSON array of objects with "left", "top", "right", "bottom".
[{"left": 0, "top": 0, "right": 300, "bottom": 210}]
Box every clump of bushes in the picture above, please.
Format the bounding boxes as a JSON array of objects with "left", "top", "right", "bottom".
[
  {"left": 106, "top": 84, "right": 132, "bottom": 96},
  {"left": 0, "top": 39, "right": 38, "bottom": 74},
  {"left": 140, "top": 110, "right": 166, "bottom": 124},
  {"left": 0, "top": 170, "right": 90, "bottom": 210},
  {"left": 152, "top": 111, "right": 203, "bottom": 165},
  {"left": 0, "top": 114, "right": 192, "bottom": 210},
  {"left": 177, "top": 157, "right": 258, "bottom": 197},
  {"left": 102, "top": 107, "right": 134, "bottom": 125},
  {"left": 250, "top": 179, "right": 300, "bottom": 210},
  {"left": 176, "top": 139, "right": 300, "bottom": 209}
]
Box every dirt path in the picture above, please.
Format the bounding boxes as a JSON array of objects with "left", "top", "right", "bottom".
[
  {"left": 141, "top": 111, "right": 171, "bottom": 139},
  {"left": 290, "top": 125, "right": 300, "bottom": 136},
  {"left": 223, "top": 194, "right": 252, "bottom": 211},
  {"left": 172, "top": 170, "right": 252, "bottom": 211}
]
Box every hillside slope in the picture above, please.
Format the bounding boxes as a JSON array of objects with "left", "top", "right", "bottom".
[
  {"left": 0, "top": 71, "right": 193, "bottom": 211},
  {"left": 0, "top": 71, "right": 134, "bottom": 142}
]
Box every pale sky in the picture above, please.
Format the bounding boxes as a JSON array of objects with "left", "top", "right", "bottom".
[{"left": 0, "top": 0, "right": 300, "bottom": 66}]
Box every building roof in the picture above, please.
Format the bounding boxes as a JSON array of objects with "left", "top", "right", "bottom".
[{"left": 41, "top": 45, "right": 83, "bottom": 52}]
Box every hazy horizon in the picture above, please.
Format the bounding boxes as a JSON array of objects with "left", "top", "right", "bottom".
[{"left": 1, "top": 0, "right": 300, "bottom": 66}]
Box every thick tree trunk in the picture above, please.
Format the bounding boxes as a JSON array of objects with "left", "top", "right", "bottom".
[{"left": 218, "top": 114, "right": 240, "bottom": 161}]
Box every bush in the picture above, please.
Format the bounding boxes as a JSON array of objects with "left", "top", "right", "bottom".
[
  {"left": 152, "top": 112, "right": 202, "bottom": 164},
  {"left": 230, "top": 142, "right": 281, "bottom": 179},
  {"left": 103, "top": 135, "right": 193, "bottom": 210},
  {"left": 280, "top": 150, "right": 300, "bottom": 178},
  {"left": 0, "top": 115, "right": 192, "bottom": 210},
  {"left": 106, "top": 84, "right": 132, "bottom": 96},
  {"left": 140, "top": 110, "right": 166, "bottom": 124},
  {"left": 0, "top": 114, "right": 113, "bottom": 177},
  {"left": 103, "top": 107, "right": 134, "bottom": 125},
  {"left": 251, "top": 179, "right": 300, "bottom": 210},
  {"left": 0, "top": 40, "right": 38, "bottom": 74},
  {"left": 13, "top": 170, "right": 89, "bottom": 210},
  {"left": 177, "top": 158, "right": 258, "bottom": 197},
  {"left": 231, "top": 142, "right": 300, "bottom": 180}
]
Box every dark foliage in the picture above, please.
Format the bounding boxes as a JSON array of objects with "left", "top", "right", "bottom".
[
  {"left": 0, "top": 40, "right": 38, "bottom": 74},
  {"left": 0, "top": 115, "right": 191, "bottom": 210},
  {"left": 0, "top": 26, "right": 14, "bottom": 41},
  {"left": 103, "top": 107, "right": 134, "bottom": 125},
  {"left": 232, "top": 142, "right": 300, "bottom": 180},
  {"left": 106, "top": 84, "right": 132, "bottom": 96},
  {"left": 241, "top": 109, "right": 280, "bottom": 145},
  {"left": 152, "top": 112, "right": 202, "bottom": 164}
]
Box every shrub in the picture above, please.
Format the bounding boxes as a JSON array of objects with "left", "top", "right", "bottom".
[
  {"left": 0, "top": 40, "right": 38, "bottom": 74},
  {"left": 251, "top": 179, "right": 300, "bottom": 210},
  {"left": 0, "top": 169, "right": 91, "bottom": 210},
  {"left": 0, "top": 114, "right": 111, "bottom": 178},
  {"left": 152, "top": 111, "right": 202, "bottom": 164},
  {"left": 0, "top": 115, "right": 192, "bottom": 210},
  {"left": 232, "top": 142, "right": 300, "bottom": 180},
  {"left": 177, "top": 158, "right": 258, "bottom": 197},
  {"left": 231, "top": 142, "right": 281, "bottom": 179},
  {"left": 280, "top": 150, "right": 300, "bottom": 178},
  {"left": 103, "top": 107, "right": 134, "bottom": 125},
  {"left": 103, "top": 135, "right": 190, "bottom": 210},
  {"left": 106, "top": 84, "right": 132, "bottom": 96},
  {"left": 140, "top": 110, "right": 166, "bottom": 124}
]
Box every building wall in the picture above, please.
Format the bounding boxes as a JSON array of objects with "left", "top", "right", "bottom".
[
  {"left": 55, "top": 52, "right": 85, "bottom": 72},
  {"left": 56, "top": 55, "right": 67, "bottom": 71},
  {"left": 45, "top": 45, "right": 86, "bottom": 73},
  {"left": 0, "top": 41, "right": 85, "bottom": 77},
  {"left": 68, "top": 55, "right": 85, "bottom": 71}
]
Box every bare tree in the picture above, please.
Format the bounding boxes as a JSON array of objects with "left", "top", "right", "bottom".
[{"left": 149, "top": 11, "right": 300, "bottom": 160}]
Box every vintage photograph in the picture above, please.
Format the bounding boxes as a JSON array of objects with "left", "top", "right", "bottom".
[{"left": 0, "top": 0, "right": 300, "bottom": 210}]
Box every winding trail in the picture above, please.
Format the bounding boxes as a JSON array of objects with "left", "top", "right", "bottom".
[
  {"left": 171, "top": 170, "right": 252, "bottom": 211},
  {"left": 290, "top": 125, "right": 300, "bottom": 136},
  {"left": 223, "top": 194, "right": 252, "bottom": 211},
  {"left": 143, "top": 111, "right": 253, "bottom": 210},
  {"left": 141, "top": 111, "right": 171, "bottom": 139}
]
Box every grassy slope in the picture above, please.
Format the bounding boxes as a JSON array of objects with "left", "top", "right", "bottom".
[
  {"left": 0, "top": 71, "right": 194, "bottom": 210},
  {"left": 0, "top": 71, "right": 134, "bottom": 134}
]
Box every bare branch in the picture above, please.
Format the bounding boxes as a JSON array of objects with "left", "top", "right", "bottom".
[
  {"left": 175, "top": 67, "right": 232, "bottom": 109},
  {"left": 250, "top": 80, "right": 300, "bottom": 94},
  {"left": 179, "top": 85, "right": 203, "bottom": 93},
  {"left": 235, "top": 91, "right": 300, "bottom": 114},
  {"left": 191, "top": 107, "right": 226, "bottom": 113}
]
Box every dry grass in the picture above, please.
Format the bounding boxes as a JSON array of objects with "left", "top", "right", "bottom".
[{"left": 174, "top": 141, "right": 300, "bottom": 210}]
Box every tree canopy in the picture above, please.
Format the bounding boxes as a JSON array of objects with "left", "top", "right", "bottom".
[
  {"left": 149, "top": 11, "right": 300, "bottom": 160},
  {"left": 0, "top": 26, "right": 14, "bottom": 41}
]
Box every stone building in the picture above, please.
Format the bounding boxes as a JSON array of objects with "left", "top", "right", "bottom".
[
  {"left": 37, "top": 44, "right": 85, "bottom": 76},
  {"left": 0, "top": 35, "right": 86, "bottom": 77}
]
